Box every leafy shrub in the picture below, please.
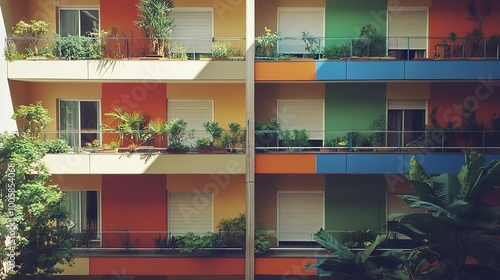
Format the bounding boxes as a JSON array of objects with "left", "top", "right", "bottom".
[
  {"left": 4, "top": 40, "right": 26, "bottom": 61},
  {"left": 323, "top": 43, "right": 351, "bottom": 59},
  {"left": 54, "top": 35, "right": 104, "bottom": 60},
  {"left": 255, "top": 118, "right": 280, "bottom": 147},
  {"left": 212, "top": 41, "right": 231, "bottom": 59},
  {"left": 44, "top": 138, "right": 70, "bottom": 154}
]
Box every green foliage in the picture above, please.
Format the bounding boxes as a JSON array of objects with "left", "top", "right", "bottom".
[
  {"left": 301, "top": 31, "right": 320, "bottom": 58},
  {"left": 323, "top": 42, "right": 350, "bottom": 59},
  {"left": 367, "top": 115, "right": 386, "bottom": 147},
  {"left": 227, "top": 123, "right": 245, "bottom": 151},
  {"left": 169, "top": 42, "right": 187, "bottom": 60},
  {"left": 176, "top": 232, "right": 218, "bottom": 253},
  {"left": 217, "top": 213, "right": 245, "bottom": 247},
  {"left": 389, "top": 153, "right": 500, "bottom": 279},
  {"left": 256, "top": 27, "right": 280, "bottom": 58},
  {"left": 353, "top": 24, "right": 385, "bottom": 57},
  {"left": 54, "top": 34, "right": 104, "bottom": 60},
  {"left": 280, "top": 129, "right": 310, "bottom": 149},
  {"left": 255, "top": 224, "right": 277, "bottom": 254},
  {"left": 305, "top": 229, "right": 403, "bottom": 279},
  {"left": 4, "top": 40, "right": 26, "bottom": 61},
  {"left": 104, "top": 106, "right": 154, "bottom": 148},
  {"left": 0, "top": 128, "right": 75, "bottom": 278},
  {"left": 11, "top": 101, "right": 52, "bottom": 139},
  {"left": 135, "top": 0, "right": 175, "bottom": 57},
  {"left": 12, "top": 20, "right": 49, "bottom": 56},
  {"left": 165, "top": 118, "right": 193, "bottom": 152},
  {"left": 43, "top": 138, "right": 70, "bottom": 154},
  {"left": 324, "top": 136, "right": 348, "bottom": 148},
  {"left": 255, "top": 118, "right": 281, "bottom": 147},
  {"left": 340, "top": 229, "right": 377, "bottom": 249},
  {"left": 211, "top": 41, "right": 232, "bottom": 59}
]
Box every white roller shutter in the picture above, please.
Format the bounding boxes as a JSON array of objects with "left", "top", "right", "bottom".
[
  {"left": 388, "top": 100, "right": 426, "bottom": 110},
  {"left": 170, "top": 9, "right": 213, "bottom": 54},
  {"left": 388, "top": 10, "right": 427, "bottom": 50},
  {"left": 168, "top": 193, "right": 213, "bottom": 235},
  {"left": 168, "top": 100, "right": 213, "bottom": 140},
  {"left": 278, "top": 192, "right": 324, "bottom": 242},
  {"left": 278, "top": 8, "right": 324, "bottom": 54},
  {"left": 277, "top": 99, "right": 324, "bottom": 140}
]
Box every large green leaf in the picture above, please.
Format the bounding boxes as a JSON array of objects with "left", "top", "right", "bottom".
[
  {"left": 313, "top": 228, "right": 355, "bottom": 261},
  {"left": 430, "top": 173, "right": 461, "bottom": 207},
  {"left": 397, "top": 213, "right": 451, "bottom": 241},
  {"left": 458, "top": 152, "right": 485, "bottom": 198},
  {"left": 357, "top": 234, "right": 387, "bottom": 263},
  {"left": 406, "top": 156, "right": 430, "bottom": 183},
  {"left": 406, "top": 180, "right": 445, "bottom": 208},
  {"left": 467, "top": 159, "right": 500, "bottom": 201},
  {"left": 399, "top": 195, "right": 457, "bottom": 221}
]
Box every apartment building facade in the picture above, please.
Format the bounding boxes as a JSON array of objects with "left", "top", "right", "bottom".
[{"left": 1, "top": 0, "right": 500, "bottom": 279}]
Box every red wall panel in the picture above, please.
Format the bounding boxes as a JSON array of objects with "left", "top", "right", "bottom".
[{"left": 101, "top": 175, "right": 167, "bottom": 248}]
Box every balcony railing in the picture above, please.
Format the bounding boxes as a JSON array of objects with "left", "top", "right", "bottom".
[
  {"left": 255, "top": 129, "right": 500, "bottom": 153},
  {"left": 4, "top": 36, "right": 245, "bottom": 61},
  {"left": 254, "top": 35, "right": 500, "bottom": 60}
]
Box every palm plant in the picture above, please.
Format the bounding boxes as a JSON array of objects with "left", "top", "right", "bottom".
[
  {"left": 104, "top": 106, "right": 153, "bottom": 147},
  {"left": 390, "top": 153, "right": 500, "bottom": 279},
  {"left": 135, "top": 0, "right": 175, "bottom": 57}
]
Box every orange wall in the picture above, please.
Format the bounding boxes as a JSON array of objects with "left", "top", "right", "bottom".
[
  {"left": 429, "top": 82, "right": 500, "bottom": 129},
  {"left": 255, "top": 62, "right": 317, "bottom": 81},
  {"left": 89, "top": 257, "right": 244, "bottom": 275},
  {"left": 429, "top": 0, "right": 500, "bottom": 56},
  {"left": 255, "top": 174, "right": 325, "bottom": 231},
  {"left": 101, "top": 175, "right": 167, "bottom": 248},
  {"left": 167, "top": 83, "right": 246, "bottom": 127},
  {"left": 166, "top": 174, "right": 246, "bottom": 228},
  {"left": 255, "top": 257, "right": 317, "bottom": 276},
  {"left": 51, "top": 175, "right": 103, "bottom": 191}
]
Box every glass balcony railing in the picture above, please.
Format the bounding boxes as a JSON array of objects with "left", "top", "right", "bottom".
[
  {"left": 254, "top": 35, "right": 500, "bottom": 60},
  {"left": 4, "top": 36, "right": 245, "bottom": 61}
]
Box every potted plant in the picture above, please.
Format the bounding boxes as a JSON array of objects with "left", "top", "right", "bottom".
[
  {"left": 100, "top": 140, "right": 119, "bottom": 153},
  {"left": 226, "top": 123, "right": 245, "bottom": 153},
  {"left": 169, "top": 42, "right": 187, "bottom": 60},
  {"left": 201, "top": 121, "right": 227, "bottom": 153},
  {"left": 104, "top": 106, "right": 154, "bottom": 149},
  {"left": 211, "top": 41, "right": 231, "bottom": 60},
  {"left": 255, "top": 118, "right": 280, "bottom": 148},
  {"left": 279, "top": 129, "right": 309, "bottom": 152},
  {"left": 255, "top": 27, "right": 280, "bottom": 59},
  {"left": 135, "top": 0, "right": 175, "bottom": 58},
  {"left": 322, "top": 137, "right": 348, "bottom": 152},
  {"left": 301, "top": 31, "right": 320, "bottom": 59},
  {"left": 84, "top": 139, "right": 101, "bottom": 153},
  {"left": 166, "top": 118, "right": 193, "bottom": 153},
  {"left": 229, "top": 47, "right": 245, "bottom": 61}
]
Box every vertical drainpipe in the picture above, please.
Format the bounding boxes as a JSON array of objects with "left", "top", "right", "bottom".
[{"left": 245, "top": 0, "right": 256, "bottom": 280}]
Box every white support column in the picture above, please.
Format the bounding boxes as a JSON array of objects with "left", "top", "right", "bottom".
[
  {"left": 245, "top": 0, "right": 255, "bottom": 279},
  {"left": 0, "top": 5, "right": 17, "bottom": 133}
]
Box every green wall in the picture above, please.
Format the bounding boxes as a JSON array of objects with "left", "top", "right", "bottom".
[
  {"left": 326, "top": 0, "right": 387, "bottom": 38},
  {"left": 325, "top": 83, "right": 386, "bottom": 140},
  {"left": 325, "top": 175, "right": 386, "bottom": 235}
]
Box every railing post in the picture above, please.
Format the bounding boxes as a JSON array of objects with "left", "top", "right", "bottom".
[
  {"left": 484, "top": 38, "right": 487, "bottom": 60},
  {"left": 350, "top": 40, "right": 353, "bottom": 58},
  {"left": 407, "top": 37, "right": 410, "bottom": 60}
]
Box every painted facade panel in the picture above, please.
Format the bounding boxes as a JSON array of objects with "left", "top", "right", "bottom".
[
  {"left": 255, "top": 154, "right": 316, "bottom": 174},
  {"left": 387, "top": 82, "right": 430, "bottom": 99},
  {"left": 347, "top": 61, "right": 405, "bottom": 80},
  {"left": 89, "top": 257, "right": 245, "bottom": 275},
  {"left": 255, "top": 257, "right": 317, "bottom": 275},
  {"left": 325, "top": 83, "right": 386, "bottom": 140},
  {"left": 57, "top": 257, "right": 89, "bottom": 276},
  {"left": 51, "top": 174, "right": 103, "bottom": 190},
  {"left": 325, "top": 175, "right": 386, "bottom": 234},
  {"left": 346, "top": 153, "right": 404, "bottom": 174},
  {"left": 316, "top": 153, "right": 347, "bottom": 173},
  {"left": 405, "top": 61, "right": 500, "bottom": 80},
  {"left": 101, "top": 175, "right": 167, "bottom": 248},
  {"left": 255, "top": 62, "right": 316, "bottom": 81},
  {"left": 316, "top": 61, "right": 346, "bottom": 80}
]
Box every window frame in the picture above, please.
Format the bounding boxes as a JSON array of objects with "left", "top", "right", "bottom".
[
  {"left": 386, "top": 6, "right": 429, "bottom": 55},
  {"left": 63, "top": 190, "right": 102, "bottom": 244},
  {"left": 58, "top": 99, "right": 101, "bottom": 147},
  {"left": 169, "top": 7, "right": 214, "bottom": 54},
  {"left": 58, "top": 7, "right": 100, "bottom": 36}
]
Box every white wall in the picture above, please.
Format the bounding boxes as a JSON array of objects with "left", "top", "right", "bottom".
[{"left": 0, "top": 5, "right": 17, "bottom": 133}]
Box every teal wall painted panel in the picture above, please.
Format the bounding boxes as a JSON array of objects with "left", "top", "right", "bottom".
[
  {"left": 325, "top": 175, "right": 386, "bottom": 235},
  {"left": 325, "top": 83, "right": 386, "bottom": 141},
  {"left": 326, "top": 0, "right": 387, "bottom": 38}
]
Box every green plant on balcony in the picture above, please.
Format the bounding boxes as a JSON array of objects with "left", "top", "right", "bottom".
[
  {"left": 54, "top": 31, "right": 107, "bottom": 60},
  {"left": 301, "top": 31, "right": 320, "bottom": 58},
  {"left": 352, "top": 24, "right": 384, "bottom": 57},
  {"left": 135, "top": 0, "right": 174, "bottom": 57},
  {"left": 256, "top": 27, "right": 280, "bottom": 59},
  {"left": 323, "top": 42, "right": 351, "bottom": 59},
  {"left": 169, "top": 41, "right": 187, "bottom": 60},
  {"left": 226, "top": 123, "right": 246, "bottom": 152},
  {"left": 255, "top": 118, "right": 281, "bottom": 148},
  {"left": 43, "top": 138, "right": 71, "bottom": 154},
  {"left": 104, "top": 106, "right": 154, "bottom": 149},
  {"left": 211, "top": 41, "right": 232, "bottom": 59},
  {"left": 280, "top": 129, "right": 310, "bottom": 151},
  {"left": 12, "top": 101, "right": 53, "bottom": 139},
  {"left": 12, "top": 19, "right": 49, "bottom": 57},
  {"left": 165, "top": 118, "right": 193, "bottom": 152}
]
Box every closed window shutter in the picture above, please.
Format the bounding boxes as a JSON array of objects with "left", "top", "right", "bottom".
[
  {"left": 388, "top": 99, "right": 426, "bottom": 110},
  {"left": 168, "top": 193, "right": 213, "bottom": 235},
  {"left": 277, "top": 100, "right": 324, "bottom": 140},
  {"left": 170, "top": 9, "right": 213, "bottom": 53},
  {"left": 278, "top": 9, "right": 324, "bottom": 54},
  {"left": 168, "top": 100, "right": 213, "bottom": 140},
  {"left": 278, "top": 192, "right": 324, "bottom": 242},
  {"left": 388, "top": 11, "right": 427, "bottom": 50}
]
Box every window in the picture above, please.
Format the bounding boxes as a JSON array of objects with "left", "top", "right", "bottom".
[
  {"left": 277, "top": 99, "right": 324, "bottom": 140},
  {"left": 278, "top": 192, "right": 324, "bottom": 243},
  {"left": 387, "top": 100, "right": 426, "bottom": 147},
  {"left": 387, "top": 8, "right": 428, "bottom": 59},
  {"left": 169, "top": 8, "right": 213, "bottom": 54},
  {"left": 168, "top": 99, "right": 213, "bottom": 142},
  {"left": 59, "top": 8, "right": 99, "bottom": 36},
  {"left": 64, "top": 191, "right": 101, "bottom": 241},
  {"left": 168, "top": 192, "right": 213, "bottom": 235},
  {"left": 59, "top": 100, "right": 100, "bottom": 147},
  {"left": 277, "top": 8, "right": 325, "bottom": 55}
]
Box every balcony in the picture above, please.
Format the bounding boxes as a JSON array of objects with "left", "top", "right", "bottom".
[
  {"left": 5, "top": 36, "right": 246, "bottom": 82},
  {"left": 254, "top": 36, "right": 500, "bottom": 81}
]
